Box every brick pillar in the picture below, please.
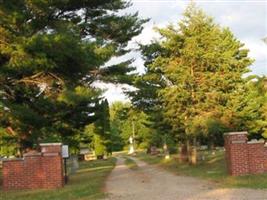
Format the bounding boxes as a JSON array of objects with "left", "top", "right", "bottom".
[
  {"left": 247, "top": 140, "right": 265, "bottom": 174},
  {"left": 40, "top": 143, "right": 64, "bottom": 189},
  {"left": 263, "top": 143, "right": 267, "bottom": 172},
  {"left": 2, "top": 159, "right": 24, "bottom": 190},
  {"left": 224, "top": 132, "right": 249, "bottom": 176},
  {"left": 23, "top": 152, "right": 43, "bottom": 189}
]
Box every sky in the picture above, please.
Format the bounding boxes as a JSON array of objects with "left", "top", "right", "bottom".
[{"left": 98, "top": 0, "right": 267, "bottom": 103}]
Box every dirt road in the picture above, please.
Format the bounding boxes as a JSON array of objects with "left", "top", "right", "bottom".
[{"left": 105, "top": 157, "right": 267, "bottom": 200}]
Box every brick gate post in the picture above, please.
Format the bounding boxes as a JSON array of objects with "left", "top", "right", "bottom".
[{"left": 224, "top": 132, "right": 249, "bottom": 176}]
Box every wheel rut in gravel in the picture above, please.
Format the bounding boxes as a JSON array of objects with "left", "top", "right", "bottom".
[{"left": 105, "top": 157, "right": 267, "bottom": 200}]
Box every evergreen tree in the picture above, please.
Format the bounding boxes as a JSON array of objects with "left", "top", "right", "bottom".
[
  {"left": 109, "top": 101, "right": 127, "bottom": 151},
  {"left": 240, "top": 76, "right": 267, "bottom": 138},
  {"left": 84, "top": 99, "right": 112, "bottom": 158},
  {"left": 130, "top": 3, "right": 253, "bottom": 151},
  {"left": 151, "top": 4, "right": 253, "bottom": 143},
  {"left": 128, "top": 43, "right": 173, "bottom": 149},
  {"left": 0, "top": 0, "right": 147, "bottom": 152}
]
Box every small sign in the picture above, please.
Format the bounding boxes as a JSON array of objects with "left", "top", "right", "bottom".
[{"left": 62, "top": 145, "right": 69, "bottom": 158}]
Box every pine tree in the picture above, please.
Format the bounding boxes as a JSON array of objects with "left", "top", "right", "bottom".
[
  {"left": 0, "top": 0, "right": 147, "bottom": 152},
  {"left": 128, "top": 42, "right": 173, "bottom": 150},
  {"left": 239, "top": 76, "right": 267, "bottom": 138},
  {"left": 131, "top": 3, "right": 254, "bottom": 155},
  {"left": 153, "top": 4, "right": 252, "bottom": 142}
]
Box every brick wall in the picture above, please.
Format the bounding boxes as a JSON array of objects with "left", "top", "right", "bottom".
[
  {"left": 2, "top": 143, "right": 64, "bottom": 191},
  {"left": 264, "top": 145, "right": 267, "bottom": 172},
  {"left": 224, "top": 132, "right": 267, "bottom": 176},
  {"left": 247, "top": 141, "right": 265, "bottom": 174}
]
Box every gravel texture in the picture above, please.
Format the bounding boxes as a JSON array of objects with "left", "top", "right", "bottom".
[{"left": 105, "top": 157, "right": 267, "bottom": 200}]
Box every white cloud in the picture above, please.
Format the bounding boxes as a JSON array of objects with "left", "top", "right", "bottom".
[
  {"left": 92, "top": 81, "right": 136, "bottom": 103},
  {"left": 244, "top": 39, "right": 267, "bottom": 61},
  {"left": 132, "top": 23, "right": 160, "bottom": 45},
  {"left": 243, "top": 38, "right": 267, "bottom": 75}
]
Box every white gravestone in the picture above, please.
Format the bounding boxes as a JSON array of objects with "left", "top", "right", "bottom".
[{"left": 128, "top": 136, "right": 135, "bottom": 154}]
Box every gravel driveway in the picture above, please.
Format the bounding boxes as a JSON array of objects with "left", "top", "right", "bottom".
[{"left": 105, "top": 157, "right": 267, "bottom": 200}]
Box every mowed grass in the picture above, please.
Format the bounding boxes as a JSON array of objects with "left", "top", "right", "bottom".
[
  {"left": 137, "top": 151, "right": 267, "bottom": 189},
  {"left": 124, "top": 157, "right": 138, "bottom": 170},
  {"left": 0, "top": 158, "right": 116, "bottom": 200}
]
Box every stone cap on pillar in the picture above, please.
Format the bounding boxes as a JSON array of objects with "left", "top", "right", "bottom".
[
  {"left": 40, "top": 143, "right": 62, "bottom": 154},
  {"left": 224, "top": 131, "right": 248, "bottom": 136},
  {"left": 247, "top": 139, "right": 265, "bottom": 144}
]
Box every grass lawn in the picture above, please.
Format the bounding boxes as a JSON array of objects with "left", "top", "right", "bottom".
[
  {"left": 0, "top": 157, "right": 116, "bottom": 200},
  {"left": 137, "top": 151, "right": 267, "bottom": 189},
  {"left": 124, "top": 157, "right": 138, "bottom": 170}
]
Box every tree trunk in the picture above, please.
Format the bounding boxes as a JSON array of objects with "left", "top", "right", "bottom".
[
  {"left": 190, "top": 137, "right": 197, "bottom": 165},
  {"left": 186, "top": 139, "right": 191, "bottom": 162},
  {"left": 179, "top": 143, "right": 188, "bottom": 163}
]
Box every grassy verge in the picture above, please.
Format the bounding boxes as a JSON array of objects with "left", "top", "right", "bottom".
[
  {"left": 0, "top": 157, "right": 116, "bottom": 200},
  {"left": 124, "top": 157, "right": 138, "bottom": 170},
  {"left": 137, "top": 151, "right": 267, "bottom": 189}
]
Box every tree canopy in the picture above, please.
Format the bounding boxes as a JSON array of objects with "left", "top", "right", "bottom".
[
  {"left": 0, "top": 0, "right": 147, "bottom": 154},
  {"left": 129, "top": 3, "right": 262, "bottom": 150},
  {"left": 0, "top": 2, "right": 266, "bottom": 158}
]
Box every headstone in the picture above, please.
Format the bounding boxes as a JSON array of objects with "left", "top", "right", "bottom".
[
  {"left": 128, "top": 136, "right": 135, "bottom": 154},
  {"left": 150, "top": 146, "right": 160, "bottom": 155}
]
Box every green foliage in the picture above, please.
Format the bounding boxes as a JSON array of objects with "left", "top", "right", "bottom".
[
  {"left": 239, "top": 76, "right": 267, "bottom": 138},
  {"left": 94, "top": 134, "right": 106, "bottom": 157},
  {"left": 0, "top": 127, "right": 17, "bottom": 156},
  {"left": 0, "top": 0, "right": 147, "bottom": 154},
  {"left": 157, "top": 4, "right": 252, "bottom": 136},
  {"left": 109, "top": 102, "right": 125, "bottom": 151},
  {"left": 128, "top": 42, "right": 173, "bottom": 149},
  {"left": 131, "top": 3, "right": 254, "bottom": 147},
  {"left": 83, "top": 99, "right": 112, "bottom": 157},
  {"left": 110, "top": 101, "right": 153, "bottom": 150}
]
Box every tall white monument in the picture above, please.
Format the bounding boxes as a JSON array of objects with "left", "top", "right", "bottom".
[{"left": 128, "top": 136, "right": 135, "bottom": 154}]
